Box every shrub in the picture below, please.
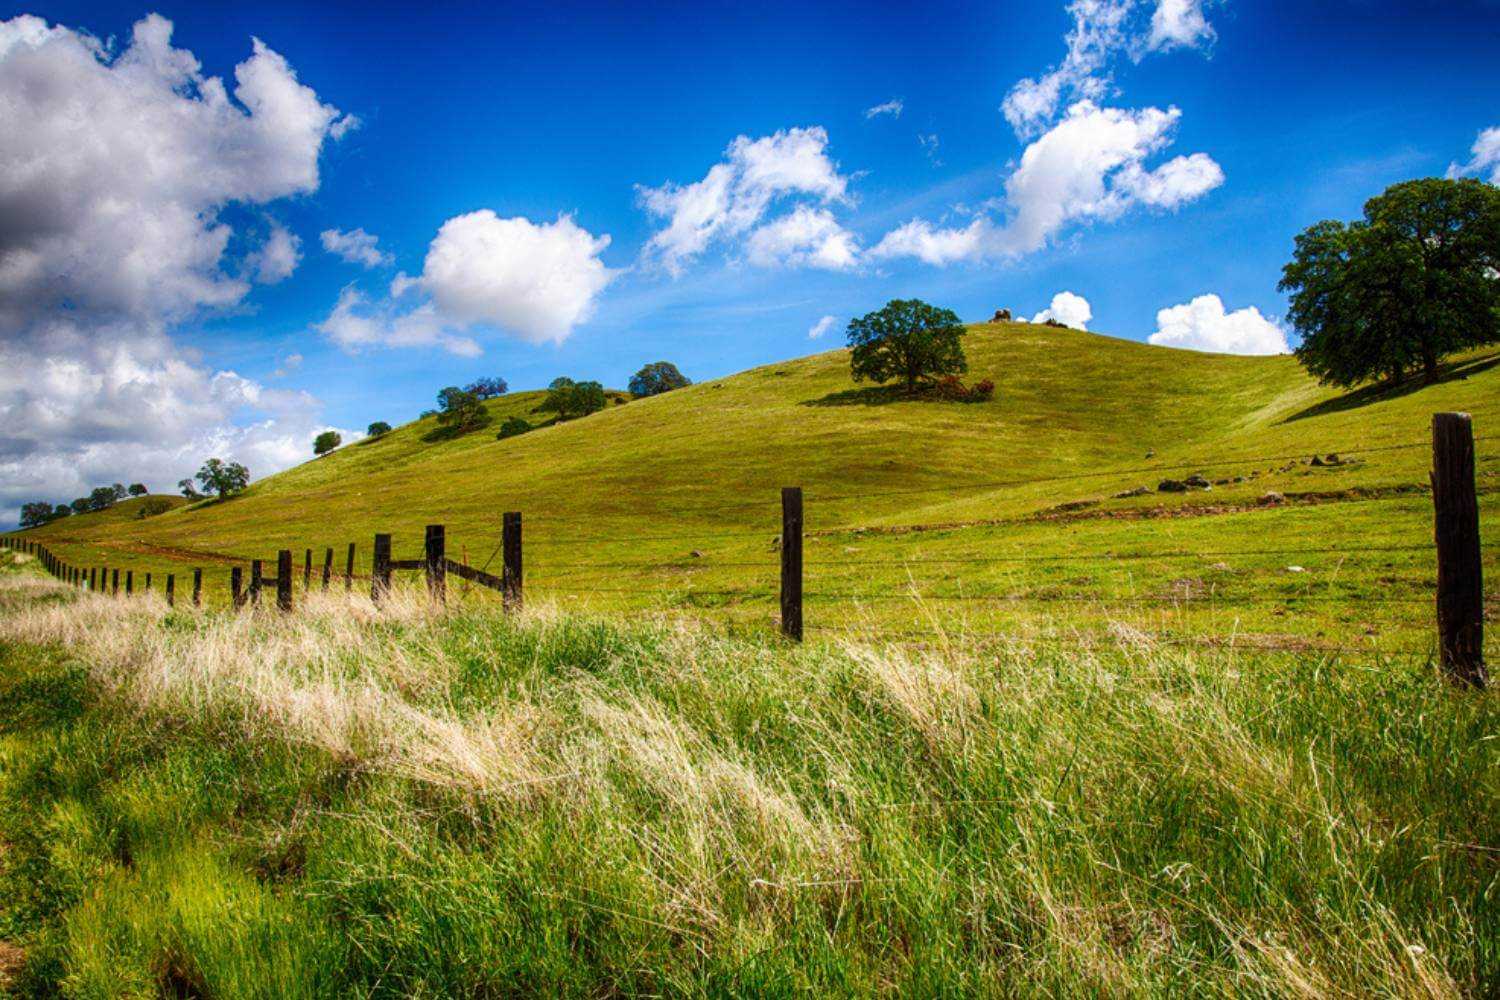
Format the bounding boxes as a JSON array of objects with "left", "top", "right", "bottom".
[
  {"left": 136, "top": 497, "right": 173, "bottom": 519},
  {"left": 927, "top": 375, "right": 995, "bottom": 402},
  {"left": 496, "top": 417, "right": 532, "bottom": 440}
]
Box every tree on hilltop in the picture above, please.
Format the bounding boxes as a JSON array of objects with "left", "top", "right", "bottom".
[
  {"left": 1280, "top": 177, "right": 1500, "bottom": 387},
  {"left": 629, "top": 362, "right": 691, "bottom": 397},
  {"left": 313, "top": 430, "right": 342, "bottom": 456},
  {"left": 464, "top": 376, "right": 508, "bottom": 399},
  {"left": 847, "top": 299, "right": 968, "bottom": 393}
]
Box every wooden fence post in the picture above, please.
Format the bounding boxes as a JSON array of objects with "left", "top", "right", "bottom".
[
  {"left": 125, "top": 570, "right": 133, "bottom": 596},
  {"left": 425, "top": 524, "right": 446, "bottom": 603},
  {"left": 780, "top": 487, "right": 803, "bottom": 642},
  {"left": 304, "top": 548, "right": 312, "bottom": 589},
  {"left": 89, "top": 567, "right": 96, "bottom": 591},
  {"left": 111, "top": 568, "right": 118, "bottom": 596},
  {"left": 1432, "top": 412, "right": 1486, "bottom": 687},
  {"left": 250, "top": 559, "right": 262, "bottom": 606},
  {"left": 231, "top": 567, "right": 243, "bottom": 608},
  {"left": 345, "top": 543, "right": 356, "bottom": 592},
  {"left": 166, "top": 574, "right": 175, "bottom": 606},
  {"left": 322, "top": 547, "right": 333, "bottom": 591},
  {"left": 277, "top": 550, "right": 293, "bottom": 612},
  {"left": 502, "top": 512, "right": 522, "bottom": 611},
  {"left": 372, "top": 534, "right": 391, "bottom": 603},
  {"left": 193, "top": 568, "right": 202, "bottom": 606},
  {"left": 144, "top": 572, "right": 151, "bottom": 590}
]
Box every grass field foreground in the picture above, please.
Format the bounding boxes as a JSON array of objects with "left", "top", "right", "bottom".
[{"left": 0, "top": 550, "right": 1495, "bottom": 996}]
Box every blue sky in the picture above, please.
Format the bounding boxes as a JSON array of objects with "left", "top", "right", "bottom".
[{"left": 2, "top": 0, "right": 1499, "bottom": 519}]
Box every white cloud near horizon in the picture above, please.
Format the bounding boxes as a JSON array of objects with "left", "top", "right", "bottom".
[
  {"left": 0, "top": 12, "right": 357, "bottom": 524},
  {"left": 1147, "top": 293, "right": 1289, "bottom": 354},
  {"left": 808, "top": 315, "right": 839, "bottom": 339},
  {"left": 1447, "top": 125, "right": 1500, "bottom": 184},
  {"left": 636, "top": 126, "right": 851, "bottom": 275},
  {"left": 1032, "top": 291, "right": 1093, "bottom": 329},
  {"left": 320, "top": 227, "right": 394, "bottom": 268}
]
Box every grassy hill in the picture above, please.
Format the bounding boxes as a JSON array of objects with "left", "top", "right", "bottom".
[{"left": 8, "top": 321, "right": 1498, "bottom": 651}]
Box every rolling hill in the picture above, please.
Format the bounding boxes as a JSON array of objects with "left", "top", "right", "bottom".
[{"left": 9, "top": 321, "right": 1498, "bottom": 649}]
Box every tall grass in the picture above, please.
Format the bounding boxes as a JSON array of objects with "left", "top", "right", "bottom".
[{"left": 0, "top": 561, "right": 1494, "bottom": 996}]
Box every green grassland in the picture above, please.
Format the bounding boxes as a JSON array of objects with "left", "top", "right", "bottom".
[
  {"left": 0, "top": 553, "right": 1494, "bottom": 995},
  {"left": 7, "top": 322, "right": 1499, "bottom": 654}
]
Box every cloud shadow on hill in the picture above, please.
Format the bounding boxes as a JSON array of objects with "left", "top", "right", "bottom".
[{"left": 1282, "top": 353, "right": 1500, "bottom": 424}]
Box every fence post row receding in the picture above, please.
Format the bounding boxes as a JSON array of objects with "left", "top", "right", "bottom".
[
  {"left": 1432, "top": 412, "right": 1487, "bottom": 687},
  {"left": 0, "top": 412, "right": 1485, "bottom": 677}
]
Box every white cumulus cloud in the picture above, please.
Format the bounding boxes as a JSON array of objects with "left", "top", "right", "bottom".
[
  {"left": 320, "top": 227, "right": 394, "bottom": 268},
  {"left": 872, "top": 101, "right": 1223, "bottom": 265},
  {"left": 318, "top": 211, "right": 616, "bottom": 354},
  {"left": 0, "top": 12, "right": 356, "bottom": 525},
  {"left": 1032, "top": 291, "right": 1093, "bottom": 329},
  {"left": 1447, "top": 125, "right": 1500, "bottom": 184},
  {"left": 636, "top": 126, "right": 851, "bottom": 275},
  {"left": 1148, "top": 0, "right": 1215, "bottom": 51},
  {"left": 1147, "top": 294, "right": 1289, "bottom": 355},
  {"left": 745, "top": 206, "right": 860, "bottom": 271}
]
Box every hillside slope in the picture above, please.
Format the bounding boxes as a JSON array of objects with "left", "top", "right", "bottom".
[{"left": 11, "top": 322, "right": 1498, "bottom": 644}]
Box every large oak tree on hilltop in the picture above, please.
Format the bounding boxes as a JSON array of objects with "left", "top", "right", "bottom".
[
  {"left": 1280, "top": 178, "right": 1500, "bottom": 388},
  {"left": 846, "top": 299, "right": 968, "bottom": 393}
]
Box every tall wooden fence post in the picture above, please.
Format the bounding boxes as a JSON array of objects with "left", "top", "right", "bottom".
[
  {"left": 125, "top": 570, "right": 133, "bottom": 596},
  {"left": 304, "top": 548, "right": 312, "bottom": 590},
  {"left": 425, "top": 524, "right": 446, "bottom": 603},
  {"left": 250, "top": 559, "right": 262, "bottom": 606},
  {"left": 144, "top": 572, "right": 151, "bottom": 591},
  {"left": 345, "top": 543, "right": 356, "bottom": 592},
  {"left": 502, "top": 512, "right": 522, "bottom": 611},
  {"left": 166, "top": 574, "right": 175, "bottom": 607},
  {"left": 1432, "top": 412, "right": 1486, "bottom": 687},
  {"left": 780, "top": 487, "right": 803, "bottom": 642},
  {"left": 372, "top": 534, "right": 391, "bottom": 603},
  {"left": 193, "top": 568, "right": 202, "bottom": 607},
  {"left": 231, "top": 567, "right": 243, "bottom": 608},
  {"left": 88, "top": 568, "right": 96, "bottom": 591},
  {"left": 277, "top": 550, "right": 293, "bottom": 612},
  {"left": 322, "top": 547, "right": 333, "bottom": 591},
  {"left": 111, "top": 568, "right": 119, "bottom": 596}
]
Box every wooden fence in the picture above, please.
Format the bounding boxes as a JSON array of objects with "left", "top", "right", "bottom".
[{"left": 1, "top": 412, "right": 1487, "bottom": 688}]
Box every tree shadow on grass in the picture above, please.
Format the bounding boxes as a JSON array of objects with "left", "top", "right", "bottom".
[
  {"left": 800, "top": 385, "right": 918, "bottom": 407},
  {"left": 421, "top": 417, "right": 493, "bottom": 443},
  {"left": 1281, "top": 353, "right": 1500, "bottom": 424}
]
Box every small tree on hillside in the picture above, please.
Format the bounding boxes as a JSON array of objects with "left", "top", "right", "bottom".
[
  {"left": 1280, "top": 177, "right": 1500, "bottom": 387},
  {"left": 435, "top": 386, "right": 489, "bottom": 434},
  {"left": 367, "top": 421, "right": 392, "bottom": 438},
  {"left": 86, "top": 486, "right": 119, "bottom": 512},
  {"left": 629, "top": 361, "right": 691, "bottom": 397},
  {"left": 128, "top": 483, "right": 148, "bottom": 497},
  {"left": 195, "top": 458, "right": 250, "bottom": 499},
  {"left": 71, "top": 497, "right": 91, "bottom": 515},
  {"left": 538, "top": 378, "right": 606, "bottom": 420},
  {"left": 313, "top": 430, "right": 342, "bottom": 456},
  {"left": 465, "top": 376, "right": 508, "bottom": 399},
  {"left": 19, "top": 501, "right": 56, "bottom": 529},
  {"left": 847, "top": 299, "right": 968, "bottom": 393}
]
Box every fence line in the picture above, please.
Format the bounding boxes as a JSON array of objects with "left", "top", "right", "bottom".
[{"left": 0, "top": 415, "right": 1487, "bottom": 687}]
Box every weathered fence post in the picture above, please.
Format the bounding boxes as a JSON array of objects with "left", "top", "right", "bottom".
[
  {"left": 303, "top": 548, "right": 312, "bottom": 589},
  {"left": 780, "top": 487, "right": 804, "bottom": 642},
  {"left": 166, "top": 574, "right": 175, "bottom": 606},
  {"left": 345, "top": 543, "right": 356, "bottom": 592},
  {"left": 125, "top": 570, "right": 133, "bottom": 596},
  {"left": 193, "top": 568, "right": 202, "bottom": 607},
  {"left": 111, "top": 568, "right": 119, "bottom": 596},
  {"left": 89, "top": 567, "right": 96, "bottom": 591},
  {"left": 1432, "top": 412, "right": 1486, "bottom": 687},
  {"left": 372, "top": 534, "right": 391, "bottom": 603},
  {"left": 250, "top": 559, "right": 262, "bottom": 606},
  {"left": 231, "top": 567, "right": 243, "bottom": 608},
  {"left": 277, "top": 550, "right": 293, "bottom": 612},
  {"left": 425, "top": 524, "right": 446, "bottom": 603},
  {"left": 322, "top": 547, "right": 333, "bottom": 590},
  {"left": 144, "top": 572, "right": 151, "bottom": 590},
  {"left": 502, "top": 512, "right": 522, "bottom": 611}
]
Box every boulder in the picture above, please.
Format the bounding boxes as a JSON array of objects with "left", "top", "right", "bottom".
[
  {"left": 1158, "top": 479, "right": 1189, "bottom": 493},
  {"left": 1113, "top": 485, "right": 1152, "bottom": 499},
  {"left": 1183, "top": 474, "right": 1212, "bottom": 490},
  {"left": 1258, "top": 491, "right": 1285, "bottom": 506}
]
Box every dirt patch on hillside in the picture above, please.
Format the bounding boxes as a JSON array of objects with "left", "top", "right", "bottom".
[{"left": 0, "top": 939, "right": 24, "bottom": 990}]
